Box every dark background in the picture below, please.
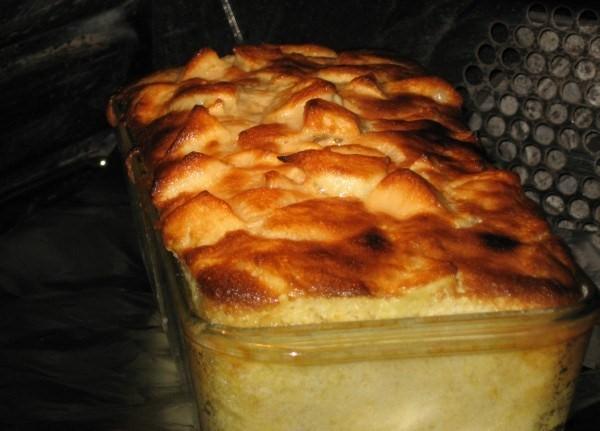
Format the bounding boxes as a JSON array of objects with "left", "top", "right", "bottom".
[{"left": 0, "top": 0, "right": 598, "bottom": 429}]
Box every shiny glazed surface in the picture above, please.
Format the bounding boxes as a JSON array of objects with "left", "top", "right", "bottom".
[{"left": 110, "top": 44, "right": 579, "bottom": 326}]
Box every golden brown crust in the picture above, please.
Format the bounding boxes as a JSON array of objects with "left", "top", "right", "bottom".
[{"left": 109, "top": 44, "right": 580, "bottom": 323}]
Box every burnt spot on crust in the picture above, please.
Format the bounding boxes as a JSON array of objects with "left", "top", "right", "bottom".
[
  {"left": 197, "top": 265, "right": 278, "bottom": 306},
  {"left": 277, "top": 154, "right": 293, "bottom": 163},
  {"left": 479, "top": 232, "right": 520, "bottom": 252},
  {"left": 353, "top": 228, "right": 392, "bottom": 253}
]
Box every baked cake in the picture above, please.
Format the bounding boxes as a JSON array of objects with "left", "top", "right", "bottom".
[
  {"left": 108, "top": 44, "right": 579, "bottom": 327},
  {"left": 108, "top": 44, "right": 593, "bottom": 431}
]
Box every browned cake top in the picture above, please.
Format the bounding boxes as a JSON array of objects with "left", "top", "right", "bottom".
[{"left": 109, "top": 44, "right": 579, "bottom": 321}]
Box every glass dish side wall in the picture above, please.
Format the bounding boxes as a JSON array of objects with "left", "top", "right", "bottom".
[
  {"left": 187, "top": 335, "right": 589, "bottom": 431},
  {"left": 116, "top": 124, "right": 201, "bottom": 428}
]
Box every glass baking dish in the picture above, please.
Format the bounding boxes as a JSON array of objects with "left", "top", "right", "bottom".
[{"left": 116, "top": 122, "right": 600, "bottom": 431}]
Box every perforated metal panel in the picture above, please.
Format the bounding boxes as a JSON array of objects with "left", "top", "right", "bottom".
[{"left": 461, "top": 3, "right": 600, "bottom": 232}]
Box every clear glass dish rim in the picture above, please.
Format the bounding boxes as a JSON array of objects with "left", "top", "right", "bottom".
[
  {"left": 116, "top": 120, "right": 600, "bottom": 363},
  {"left": 186, "top": 275, "right": 599, "bottom": 361}
]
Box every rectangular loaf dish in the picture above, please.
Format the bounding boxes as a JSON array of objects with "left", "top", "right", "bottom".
[{"left": 112, "top": 44, "right": 600, "bottom": 431}]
